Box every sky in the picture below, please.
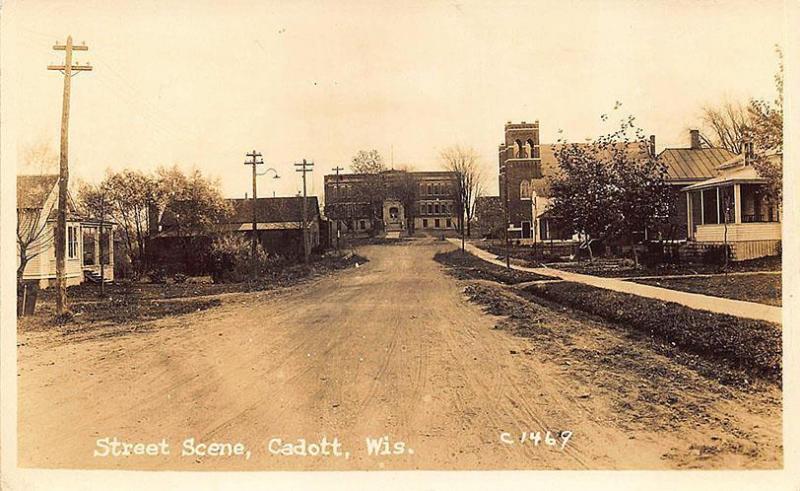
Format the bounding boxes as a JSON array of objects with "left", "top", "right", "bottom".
[{"left": 6, "top": 0, "right": 785, "bottom": 198}]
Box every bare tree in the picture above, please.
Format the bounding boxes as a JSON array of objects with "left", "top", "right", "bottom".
[
  {"left": 20, "top": 137, "right": 59, "bottom": 175},
  {"left": 700, "top": 99, "right": 750, "bottom": 154},
  {"left": 441, "top": 146, "right": 484, "bottom": 246},
  {"left": 17, "top": 207, "right": 53, "bottom": 287}
]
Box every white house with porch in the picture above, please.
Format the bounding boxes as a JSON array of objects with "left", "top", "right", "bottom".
[
  {"left": 682, "top": 152, "right": 781, "bottom": 261},
  {"left": 17, "top": 175, "right": 114, "bottom": 288}
]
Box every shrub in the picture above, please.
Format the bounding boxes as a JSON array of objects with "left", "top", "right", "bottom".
[
  {"left": 173, "top": 273, "right": 188, "bottom": 284},
  {"left": 148, "top": 267, "right": 167, "bottom": 284},
  {"left": 523, "top": 282, "right": 781, "bottom": 382},
  {"left": 209, "top": 233, "right": 285, "bottom": 283}
]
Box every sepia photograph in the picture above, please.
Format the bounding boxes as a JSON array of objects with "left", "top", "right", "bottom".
[{"left": 1, "top": 0, "right": 798, "bottom": 489}]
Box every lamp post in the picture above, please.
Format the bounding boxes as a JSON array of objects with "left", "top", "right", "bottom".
[{"left": 246, "top": 155, "right": 280, "bottom": 279}]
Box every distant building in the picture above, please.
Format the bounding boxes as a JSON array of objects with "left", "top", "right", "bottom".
[
  {"left": 497, "top": 121, "right": 543, "bottom": 240},
  {"left": 16, "top": 175, "right": 114, "bottom": 288},
  {"left": 323, "top": 169, "right": 458, "bottom": 236}
]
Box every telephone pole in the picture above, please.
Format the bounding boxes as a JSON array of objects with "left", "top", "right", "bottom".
[
  {"left": 332, "top": 165, "right": 344, "bottom": 250},
  {"left": 48, "top": 36, "right": 92, "bottom": 315},
  {"left": 295, "top": 159, "right": 314, "bottom": 264},
  {"left": 501, "top": 163, "right": 510, "bottom": 269},
  {"left": 244, "top": 150, "right": 264, "bottom": 272}
]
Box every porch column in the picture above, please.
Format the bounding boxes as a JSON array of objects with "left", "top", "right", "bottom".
[
  {"left": 106, "top": 226, "right": 114, "bottom": 270},
  {"left": 734, "top": 184, "right": 742, "bottom": 224},
  {"left": 686, "top": 192, "right": 693, "bottom": 240},
  {"left": 716, "top": 187, "right": 721, "bottom": 223},
  {"left": 699, "top": 190, "right": 705, "bottom": 225},
  {"left": 94, "top": 227, "right": 100, "bottom": 265}
]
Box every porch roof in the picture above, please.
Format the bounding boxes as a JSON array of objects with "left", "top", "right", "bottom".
[{"left": 681, "top": 163, "right": 766, "bottom": 192}]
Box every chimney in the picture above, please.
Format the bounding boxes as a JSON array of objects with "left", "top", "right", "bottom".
[
  {"left": 649, "top": 135, "right": 656, "bottom": 157},
  {"left": 147, "top": 202, "right": 161, "bottom": 234},
  {"left": 689, "top": 129, "right": 701, "bottom": 150},
  {"left": 744, "top": 141, "right": 755, "bottom": 164}
]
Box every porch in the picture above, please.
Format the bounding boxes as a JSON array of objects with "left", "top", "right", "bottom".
[
  {"left": 682, "top": 163, "right": 780, "bottom": 261},
  {"left": 684, "top": 175, "right": 779, "bottom": 241},
  {"left": 81, "top": 223, "right": 114, "bottom": 282}
]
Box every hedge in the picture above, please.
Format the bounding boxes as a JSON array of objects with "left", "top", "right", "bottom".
[{"left": 522, "top": 282, "right": 782, "bottom": 382}]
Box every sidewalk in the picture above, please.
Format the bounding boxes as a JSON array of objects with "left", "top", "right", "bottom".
[{"left": 451, "top": 240, "right": 782, "bottom": 324}]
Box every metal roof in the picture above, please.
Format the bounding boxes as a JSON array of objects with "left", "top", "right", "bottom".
[{"left": 657, "top": 148, "right": 736, "bottom": 181}]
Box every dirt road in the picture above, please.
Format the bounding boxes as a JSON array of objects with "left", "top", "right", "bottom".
[{"left": 17, "top": 239, "right": 781, "bottom": 470}]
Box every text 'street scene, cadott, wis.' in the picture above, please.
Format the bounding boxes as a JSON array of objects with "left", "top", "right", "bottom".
[{"left": 5, "top": 0, "right": 789, "bottom": 483}]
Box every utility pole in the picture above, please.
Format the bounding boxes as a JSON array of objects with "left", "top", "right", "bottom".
[
  {"left": 295, "top": 159, "right": 314, "bottom": 264},
  {"left": 332, "top": 165, "right": 344, "bottom": 251},
  {"left": 244, "top": 150, "right": 264, "bottom": 274},
  {"left": 48, "top": 36, "right": 91, "bottom": 315},
  {"left": 502, "top": 163, "right": 510, "bottom": 269}
]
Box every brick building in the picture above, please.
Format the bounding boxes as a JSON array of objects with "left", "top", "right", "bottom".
[{"left": 324, "top": 169, "right": 458, "bottom": 236}]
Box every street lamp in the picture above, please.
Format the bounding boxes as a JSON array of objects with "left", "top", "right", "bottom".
[{"left": 257, "top": 167, "right": 280, "bottom": 197}]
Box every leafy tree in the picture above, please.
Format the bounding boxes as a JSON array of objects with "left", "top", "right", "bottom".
[
  {"left": 348, "top": 150, "right": 387, "bottom": 234},
  {"left": 474, "top": 196, "right": 505, "bottom": 239},
  {"left": 747, "top": 45, "right": 783, "bottom": 205},
  {"left": 549, "top": 115, "right": 671, "bottom": 263},
  {"left": 103, "top": 169, "right": 161, "bottom": 275},
  {"left": 441, "top": 146, "right": 484, "bottom": 242},
  {"left": 609, "top": 141, "right": 672, "bottom": 265},
  {"left": 157, "top": 165, "right": 233, "bottom": 271},
  {"left": 351, "top": 149, "right": 386, "bottom": 174},
  {"left": 387, "top": 166, "right": 419, "bottom": 235}
]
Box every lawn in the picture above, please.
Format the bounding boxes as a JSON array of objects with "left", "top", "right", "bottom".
[
  {"left": 633, "top": 273, "right": 782, "bottom": 307},
  {"left": 434, "top": 249, "right": 552, "bottom": 285},
  {"left": 469, "top": 241, "right": 549, "bottom": 267},
  {"left": 520, "top": 281, "right": 781, "bottom": 384},
  {"left": 553, "top": 254, "right": 782, "bottom": 278}
]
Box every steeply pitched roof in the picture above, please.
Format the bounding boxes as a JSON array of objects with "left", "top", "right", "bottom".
[
  {"left": 657, "top": 148, "right": 736, "bottom": 181},
  {"left": 227, "top": 196, "right": 320, "bottom": 224},
  {"left": 17, "top": 174, "right": 58, "bottom": 208}
]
